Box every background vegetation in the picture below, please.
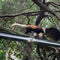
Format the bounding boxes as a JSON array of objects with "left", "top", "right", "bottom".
[{"left": 0, "top": 0, "right": 60, "bottom": 60}]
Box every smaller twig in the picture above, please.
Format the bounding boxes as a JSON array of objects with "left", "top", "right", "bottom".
[
  {"left": 48, "top": 52, "right": 55, "bottom": 57},
  {"left": 29, "top": 3, "right": 35, "bottom": 9},
  {"left": 17, "top": 2, "right": 35, "bottom": 13},
  {"left": 55, "top": 10, "right": 60, "bottom": 12},
  {"left": 46, "top": 2, "right": 60, "bottom": 6}
]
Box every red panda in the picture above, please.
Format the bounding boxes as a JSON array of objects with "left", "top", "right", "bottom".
[
  {"left": 11, "top": 23, "right": 60, "bottom": 41},
  {"left": 11, "top": 23, "right": 44, "bottom": 38}
]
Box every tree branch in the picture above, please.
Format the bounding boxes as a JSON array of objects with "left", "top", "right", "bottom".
[
  {"left": 0, "top": 10, "right": 59, "bottom": 18},
  {"left": 46, "top": 2, "right": 60, "bottom": 6},
  {"left": 32, "top": 0, "right": 60, "bottom": 20},
  {"left": 46, "top": 2, "right": 60, "bottom": 9},
  {"left": 0, "top": 11, "right": 43, "bottom": 18}
]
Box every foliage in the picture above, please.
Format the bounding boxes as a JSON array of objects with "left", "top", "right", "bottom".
[{"left": 0, "top": 0, "right": 60, "bottom": 60}]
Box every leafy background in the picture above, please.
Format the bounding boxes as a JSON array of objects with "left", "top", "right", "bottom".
[{"left": 0, "top": 0, "right": 60, "bottom": 60}]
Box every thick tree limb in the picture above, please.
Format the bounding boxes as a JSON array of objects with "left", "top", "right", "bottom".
[{"left": 35, "top": 0, "right": 46, "bottom": 25}]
